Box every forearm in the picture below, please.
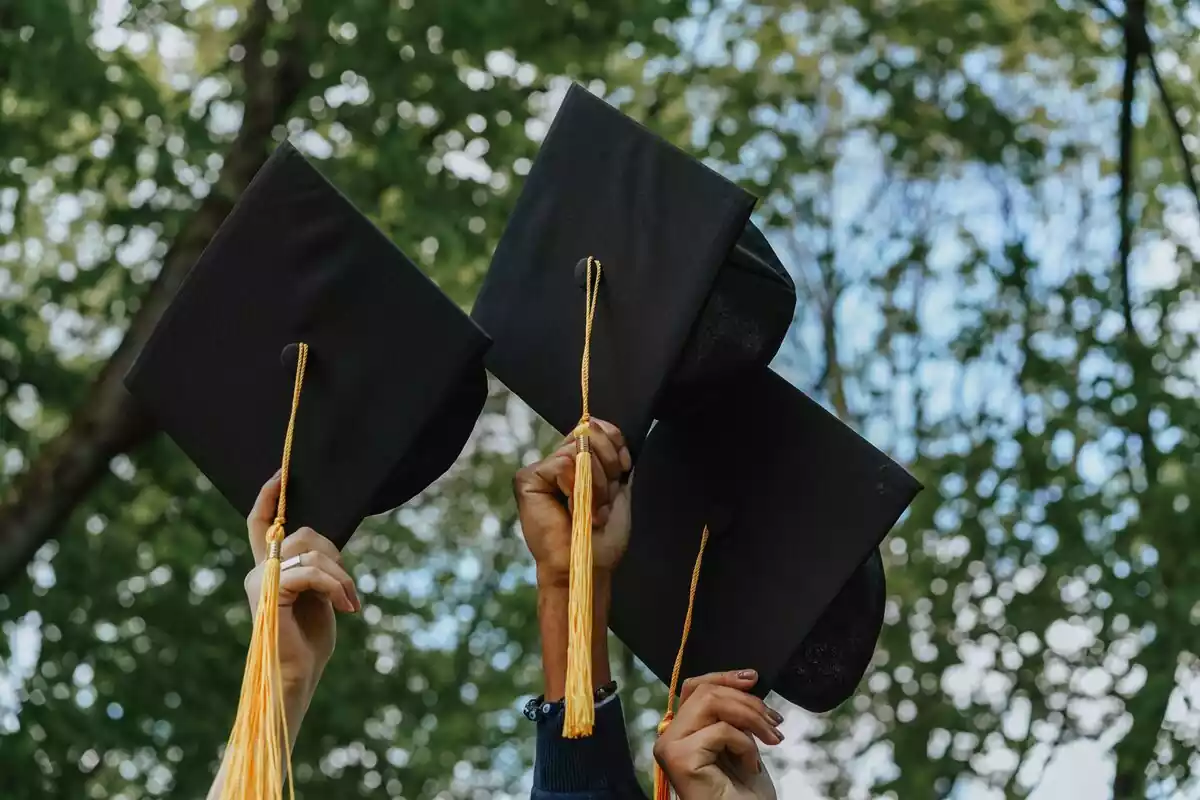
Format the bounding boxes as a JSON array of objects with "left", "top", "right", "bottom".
[
  {"left": 532, "top": 570, "right": 645, "bottom": 798},
  {"left": 204, "top": 681, "right": 316, "bottom": 800},
  {"left": 538, "top": 569, "right": 613, "bottom": 702}
]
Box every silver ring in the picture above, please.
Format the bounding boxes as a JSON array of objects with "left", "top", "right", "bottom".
[{"left": 280, "top": 554, "right": 303, "bottom": 572}]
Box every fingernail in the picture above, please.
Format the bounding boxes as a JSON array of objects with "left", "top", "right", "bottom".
[
  {"left": 620, "top": 447, "right": 632, "bottom": 470},
  {"left": 767, "top": 708, "right": 784, "bottom": 725},
  {"left": 737, "top": 669, "right": 757, "bottom": 680},
  {"left": 772, "top": 728, "right": 785, "bottom": 743}
]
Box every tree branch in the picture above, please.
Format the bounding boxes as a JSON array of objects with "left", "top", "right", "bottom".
[
  {"left": 1109, "top": 3, "right": 1172, "bottom": 796},
  {"left": 1091, "top": 0, "right": 1200, "bottom": 217},
  {"left": 1144, "top": 49, "right": 1200, "bottom": 218},
  {"left": 0, "top": 0, "right": 309, "bottom": 587},
  {"left": 1085, "top": 0, "right": 1120, "bottom": 25},
  {"left": 1110, "top": 5, "right": 1161, "bottom": 492},
  {"left": 1116, "top": 11, "right": 1137, "bottom": 352}
]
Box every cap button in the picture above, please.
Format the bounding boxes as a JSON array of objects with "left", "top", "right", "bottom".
[
  {"left": 280, "top": 342, "right": 302, "bottom": 373},
  {"left": 573, "top": 257, "right": 604, "bottom": 289}
]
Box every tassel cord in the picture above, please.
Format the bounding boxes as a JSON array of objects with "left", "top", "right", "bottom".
[{"left": 652, "top": 525, "right": 711, "bottom": 799}]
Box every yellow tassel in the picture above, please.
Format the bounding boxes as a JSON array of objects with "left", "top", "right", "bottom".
[
  {"left": 219, "top": 342, "right": 308, "bottom": 800},
  {"left": 563, "top": 257, "right": 602, "bottom": 738},
  {"left": 563, "top": 423, "right": 595, "bottom": 737},
  {"left": 653, "top": 714, "right": 675, "bottom": 800},
  {"left": 652, "top": 526, "right": 711, "bottom": 796}
]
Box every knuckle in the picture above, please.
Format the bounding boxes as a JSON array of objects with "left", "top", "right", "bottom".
[{"left": 654, "top": 739, "right": 684, "bottom": 770}]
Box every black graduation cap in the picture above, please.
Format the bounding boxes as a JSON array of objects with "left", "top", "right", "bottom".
[
  {"left": 125, "top": 141, "right": 491, "bottom": 547},
  {"left": 610, "top": 368, "right": 922, "bottom": 712},
  {"left": 471, "top": 83, "right": 796, "bottom": 455}
]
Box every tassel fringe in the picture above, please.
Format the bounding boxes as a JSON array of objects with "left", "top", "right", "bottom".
[
  {"left": 653, "top": 713, "right": 675, "bottom": 800},
  {"left": 218, "top": 524, "right": 296, "bottom": 800},
  {"left": 563, "top": 424, "right": 595, "bottom": 738}
]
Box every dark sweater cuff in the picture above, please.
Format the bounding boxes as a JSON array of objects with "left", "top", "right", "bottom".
[{"left": 534, "top": 695, "right": 641, "bottom": 794}]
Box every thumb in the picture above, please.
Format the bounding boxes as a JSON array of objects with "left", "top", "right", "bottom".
[{"left": 247, "top": 470, "right": 282, "bottom": 564}]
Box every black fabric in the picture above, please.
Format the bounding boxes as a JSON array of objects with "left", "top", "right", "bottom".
[
  {"left": 660, "top": 222, "right": 795, "bottom": 413},
  {"left": 533, "top": 696, "right": 644, "bottom": 798},
  {"left": 125, "top": 141, "right": 491, "bottom": 547},
  {"left": 775, "top": 548, "right": 886, "bottom": 712},
  {"left": 610, "top": 369, "right": 921, "bottom": 712},
  {"left": 471, "top": 83, "right": 795, "bottom": 456}
]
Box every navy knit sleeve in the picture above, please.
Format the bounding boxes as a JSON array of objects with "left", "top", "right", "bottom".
[{"left": 531, "top": 695, "right": 647, "bottom": 799}]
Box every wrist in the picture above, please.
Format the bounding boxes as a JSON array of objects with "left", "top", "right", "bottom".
[
  {"left": 537, "top": 572, "right": 614, "bottom": 702},
  {"left": 281, "top": 669, "right": 321, "bottom": 744}
]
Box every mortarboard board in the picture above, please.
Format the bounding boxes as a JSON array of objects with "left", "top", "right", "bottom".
[
  {"left": 610, "top": 368, "right": 921, "bottom": 713},
  {"left": 125, "top": 141, "right": 491, "bottom": 547},
  {"left": 471, "top": 83, "right": 797, "bottom": 456}
]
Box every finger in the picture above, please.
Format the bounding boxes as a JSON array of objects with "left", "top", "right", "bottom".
[
  {"left": 546, "top": 453, "right": 576, "bottom": 499},
  {"left": 687, "top": 721, "right": 761, "bottom": 779},
  {"left": 279, "top": 564, "right": 356, "bottom": 613},
  {"left": 672, "top": 686, "right": 783, "bottom": 745},
  {"left": 586, "top": 426, "right": 623, "bottom": 484},
  {"left": 522, "top": 453, "right": 574, "bottom": 499},
  {"left": 591, "top": 419, "right": 630, "bottom": 472},
  {"left": 538, "top": 450, "right": 610, "bottom": 511},
  {"left": 281, "top": 527, "right": 343, "bottom": 566},
  {"left": 679, "top": 669, "right": 761, "bottom": 706},
  {"left": 288, "top": 550, "right": 360, "bottom": 611},
  {"left": 247, "top": 470, "right": 282, "bottom": 563},
  {"left": 588, "top": 451, "right": 612, "bottom": 511}
]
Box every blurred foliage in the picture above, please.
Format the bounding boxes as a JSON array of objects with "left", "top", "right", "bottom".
[{"left": 2, "top": 0, "right": 1199, "bottom": 798}]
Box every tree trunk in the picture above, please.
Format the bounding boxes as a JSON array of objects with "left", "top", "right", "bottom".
[{"left": 0, "top": 0, "right": 307, "bottom": 588}]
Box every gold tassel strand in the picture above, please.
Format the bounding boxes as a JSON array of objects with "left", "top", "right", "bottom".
[
  {"left": 219, "top": 342, "right": 308, "bottom": 800},
  {"left": 563, "top": 257, "right": 602, "bottom": 738},
  {"left": 653, "top": 525, "right": 711, "bottom": 799}
]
